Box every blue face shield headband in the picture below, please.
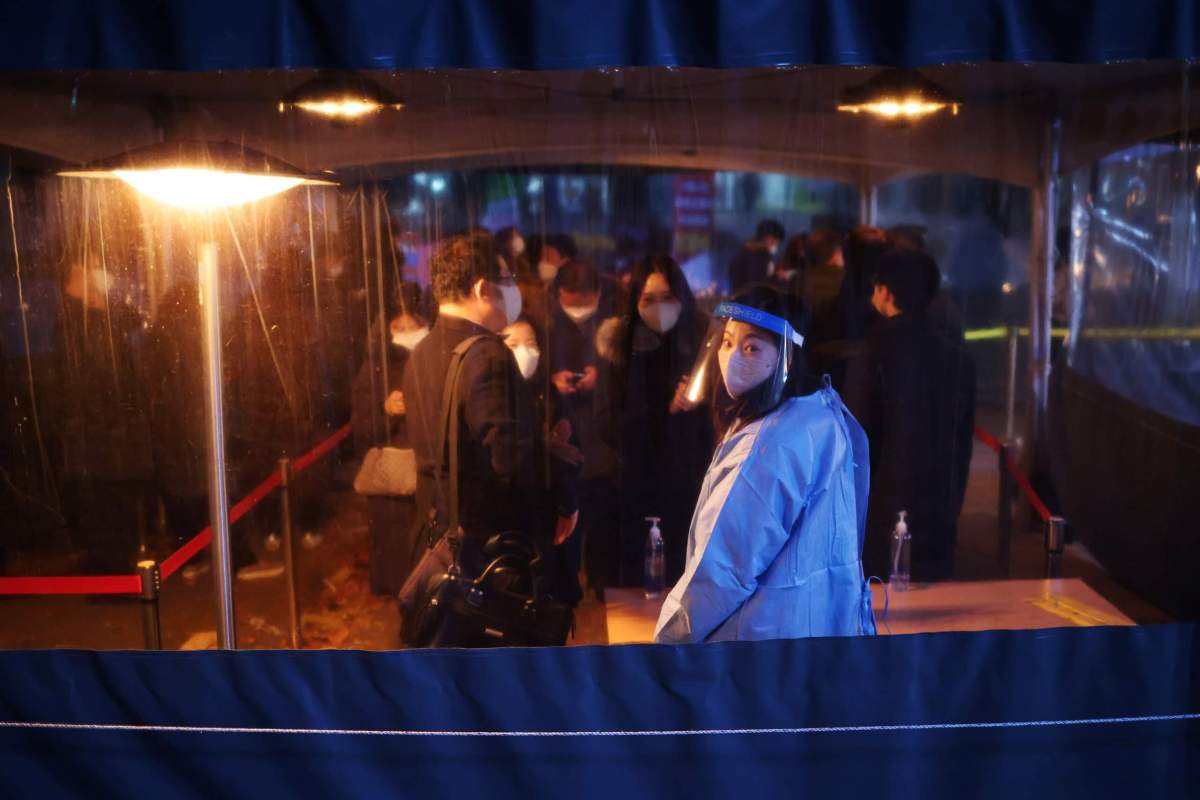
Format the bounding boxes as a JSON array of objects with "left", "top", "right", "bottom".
[
  {"left": 682, "top": 302, "right": 805, "bottom": 407},
  {"left": 713, "top": 302, "right": 805, "bottom": 348}
]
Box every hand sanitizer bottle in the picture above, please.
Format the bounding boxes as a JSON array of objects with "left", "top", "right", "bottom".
[
  {"left": 889, "top": 511, "right": 911, "bottom": 592},
  {"left": 644, "top": 517, "right": 665, "bottom": 599}
]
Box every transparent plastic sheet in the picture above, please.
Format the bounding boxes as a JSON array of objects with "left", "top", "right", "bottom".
[{"left": 0, "top": 62, "right": 1195, "bottom": 653}]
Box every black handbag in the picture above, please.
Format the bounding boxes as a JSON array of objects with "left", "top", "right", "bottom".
[{"left": 398, "top": 335, "right": 573, "bottom": 648}]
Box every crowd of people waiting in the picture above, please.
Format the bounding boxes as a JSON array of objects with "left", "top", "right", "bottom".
[{"left": 4, "top": 213, "right": 974, "bottom": 645}]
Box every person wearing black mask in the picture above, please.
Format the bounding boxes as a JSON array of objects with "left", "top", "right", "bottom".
[{"left": 597, "top": 255, "right": 713, "bottom": 588}]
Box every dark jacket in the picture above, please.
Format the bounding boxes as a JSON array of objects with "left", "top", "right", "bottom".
[
  {"left": 844, "top": 313, "right": 976, "bottom": 581},
  {"left": 351, "top": 337, "right": 411, "bottom": 454},
  {"left": 401, "top": 314, "right": 544, "bottom": 557},
  {"left": 548, "top": 301, "right": 618, "bottom": 479},
  {"left": 599, "top": 313, "right": 714, "bottom": 586},
  {"left": 49, "top": 294, "right": 153, "bottom": 483},
  {"left": 728, "top": 242, "right": 774, "bottom": 293}
]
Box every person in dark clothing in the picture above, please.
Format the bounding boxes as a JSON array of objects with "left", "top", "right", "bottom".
[
  {"left": 808, "top": 226, "right": 888, "bottom": 389},
  {"left": 48, "top": 260, "right": 154, "bottom": 574},
  {"left": 801, "top": 228, "right": 846, "bottom": 312},
  {"left": 844, "top": 248, "right": 976, "bottom": 582},
  {"left": 728, "top": 219, "right": 785, "bottom": 293},
  {"left": 401, "top": 233, "right": 577, "bottom": 579},
  {"left": 546, "top": 261, "right": 620, "bottom": 600},
  {"left": 501, "top": 317, "right": 584, "bottom": 606},
  {"left": 597, "top": 255, "right": 713, "bottom": 587},
  {"left": 351, "top": 281, "right": 429, "bottom": 595}
]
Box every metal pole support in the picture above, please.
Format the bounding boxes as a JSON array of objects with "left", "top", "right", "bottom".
[
  {"left": 279, "top": 458, "right": 301, "bottom": 649},
  {"left": 1044, "top": 516, "right": 1066, "bottom": 580},
  {"left": 137, "top": 560, "right": 162, "bottom": 650},
  {"left": 1004, "top": 326, "right": 1019, "bottom": 443},
  {"left": 997, "top": 443, "right": 1014, "bottom": 576}
]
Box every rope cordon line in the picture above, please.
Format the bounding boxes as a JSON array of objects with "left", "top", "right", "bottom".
[{"left": 1, "top": 713, "right": 1197, "bottom": 738}]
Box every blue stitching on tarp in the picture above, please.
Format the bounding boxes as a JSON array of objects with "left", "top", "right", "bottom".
[{"left": 1, "top": 714, "right": 1197, "bottom": 737}]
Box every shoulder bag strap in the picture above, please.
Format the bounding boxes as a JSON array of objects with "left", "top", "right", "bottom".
[{"left": 435, "top": 334, "right": 487, "bottom": 542}]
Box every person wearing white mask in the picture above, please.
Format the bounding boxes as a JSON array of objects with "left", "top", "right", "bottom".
[
  {"left": 351, "top": 281, "right": 429, "bottom": 594},
  {"left": 503, "top": 316, "right": 586, "bottom": 606},
  {"left": 548, "top": 260, "right": 619, "bottom": 601},
  {"left": 534, "top": 234, "right": 575, "bottom": 284},
  {"left": 598, "top": 255, "right": 713, "bottom": 590},
  {"left": 654, "top": 285, "right": 876, "bottom": 643},
  {"left": 400, "top": 233, "right": 577, "bottom": 598}
]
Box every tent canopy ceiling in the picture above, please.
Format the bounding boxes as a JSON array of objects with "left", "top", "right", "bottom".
[{"left": 0, "top": 62, "right": 1194, "bottom": 189}]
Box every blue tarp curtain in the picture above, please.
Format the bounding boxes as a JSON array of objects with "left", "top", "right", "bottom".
[
  {"left": 1, "top": 625, "right": 1198, "bottom": 796},
  {"left": 0, "top": 0, "right": 1197, "bottom": 71}
]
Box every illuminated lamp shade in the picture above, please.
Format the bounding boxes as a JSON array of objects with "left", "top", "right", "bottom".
[
  {"left": 837, "top": 68, "right": 960, "bottom": 124},
  {"left": 279, "top": 72, "right": 403, "bottom": 123},
  {"left": 58, "top": 141, "right": 335, "bottom": 210}
]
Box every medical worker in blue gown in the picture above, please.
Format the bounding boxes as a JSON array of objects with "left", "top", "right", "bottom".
[{"left": 654, "top": 286, "right": 876, "bottom": 643}]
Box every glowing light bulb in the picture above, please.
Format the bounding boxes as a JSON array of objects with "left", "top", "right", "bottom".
[{"left": 294, "top": 98, "right": 383, "bottom": 120}]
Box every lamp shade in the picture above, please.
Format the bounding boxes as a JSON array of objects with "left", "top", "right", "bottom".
[
  {"left": 59, "top": 141, "right": 334, "bottom": 210},
  {"left": 279, "top": 72, "right": 404, "bottom": 123}
]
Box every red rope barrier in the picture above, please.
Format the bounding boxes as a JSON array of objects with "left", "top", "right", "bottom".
[
  {"left": 973, "top": 425, "right": 1053, "bottom": 523},
  {"left": 0, "top": 424, "right": 353, "bottom": 595},
  {"left": 0, "top": 574, "right": 142, "bottom": 596}
]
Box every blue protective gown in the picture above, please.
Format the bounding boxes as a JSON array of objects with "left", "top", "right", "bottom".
[{"left": 654, "top": 385, "right": 876, "bottom": 643}]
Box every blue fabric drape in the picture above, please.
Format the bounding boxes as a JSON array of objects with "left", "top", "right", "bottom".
[
  {"left": 0, "top": 625, "right": 1197, "bottom": 796},
  {"left": 0, "top": 0, "right": 1196, "bottom": 71}
]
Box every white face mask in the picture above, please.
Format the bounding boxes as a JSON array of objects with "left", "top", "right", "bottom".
[
  {"left": 562, "top": 303, "right": 599, "bottom": 324},
  {"left": 638, "top": 299, "right": 682, "bottom": 335},
  {"left": 510, "top": 344, "right": 540, "bottom": 380},
  {"left": 537, "top": 261, "right": 559, "bottom": 282},
  {"left": 499, "top": 283, "right": 523, "bottom": 325},
  {"left": 766, "top": 243, "right": 779, "bottom": 256},
  {"left": 89, "top": 269, "right": 116, "bottom": 295},
  {"left": 720, "top": 348, "right": 777, "bottom": 398},
  {"left": 392, "top": 327, "right": 429, "bottom": 350}
]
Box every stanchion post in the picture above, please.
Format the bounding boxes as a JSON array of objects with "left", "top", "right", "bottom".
[
  {"left": 137, "top": 560, "right": 162, "bottom": 650},
  {"left": 279, "top": 458, "right": 301, "bottom": 648},
  {"left": 997, "top": 443, "right": 1013, "bottom": 576},
  {"left": 1005, "top": 325, "right": 1019, "bottom": 442},
  {"left": 1044, "top": 515, "right": 1066, "bottom": 579}
]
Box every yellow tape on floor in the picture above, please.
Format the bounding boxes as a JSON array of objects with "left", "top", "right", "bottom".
[{"left": 1025, "top": 593, "right": 1130, "bottom": 627}]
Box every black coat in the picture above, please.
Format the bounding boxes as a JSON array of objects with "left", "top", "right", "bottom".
[
  {"left": 844, "top": 313, "right": 976, "bottom": 581},
  {"left": 48, "top": 294, "right": 153, "bottom": 484},
  {"left": 351, "top": 338, "right": 411, "bottom": 454},
  {"left": 599, "top": 313, "right": 713, "bottom": 586},
  {"left": 401, "top": 315, "right": 544, "bottom": 558}
]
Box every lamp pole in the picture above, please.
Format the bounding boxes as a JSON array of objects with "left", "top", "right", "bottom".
[{"left": 199, "top": 242, "right": 237, "bottom": 648}]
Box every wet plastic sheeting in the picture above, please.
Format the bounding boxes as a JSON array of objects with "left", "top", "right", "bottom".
[{"left": 0, "top": 62, "right": 1197, "bottom": 651}]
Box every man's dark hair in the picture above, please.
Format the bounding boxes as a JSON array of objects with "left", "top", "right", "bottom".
[
  {"left": 804, "top": 228, "right": 843, "bottom": 269},
  {"left": 754, "top": 219, "right": 786, "bottom": 242},
  {"left": 430, "top": 232, "right": 501, "bottom": 303},
  {"left": 557, "top": 259, "right": 599, "bottom": 294},
  {"left": 874, "top": 247, "right": 939, "bottom": 314},
  {"left": 545, "top": 233, "right": 579, "bottom": 260}
]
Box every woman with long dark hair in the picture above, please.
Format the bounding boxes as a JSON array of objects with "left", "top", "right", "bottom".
[
  {"left": 597, "top": 255, "right": 713, "bottom": 588},
  {"left": 654, "top": 284, "right": 875, "bottom": 643}
]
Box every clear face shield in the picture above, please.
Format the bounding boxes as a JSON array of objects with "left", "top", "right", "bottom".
[{"left": 683, "top": 302, "right": 805, "bottom": 409}]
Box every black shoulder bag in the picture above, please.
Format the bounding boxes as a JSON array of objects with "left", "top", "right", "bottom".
[{"left": 397, "top": 335, "right": 573, "bottom": 648}]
